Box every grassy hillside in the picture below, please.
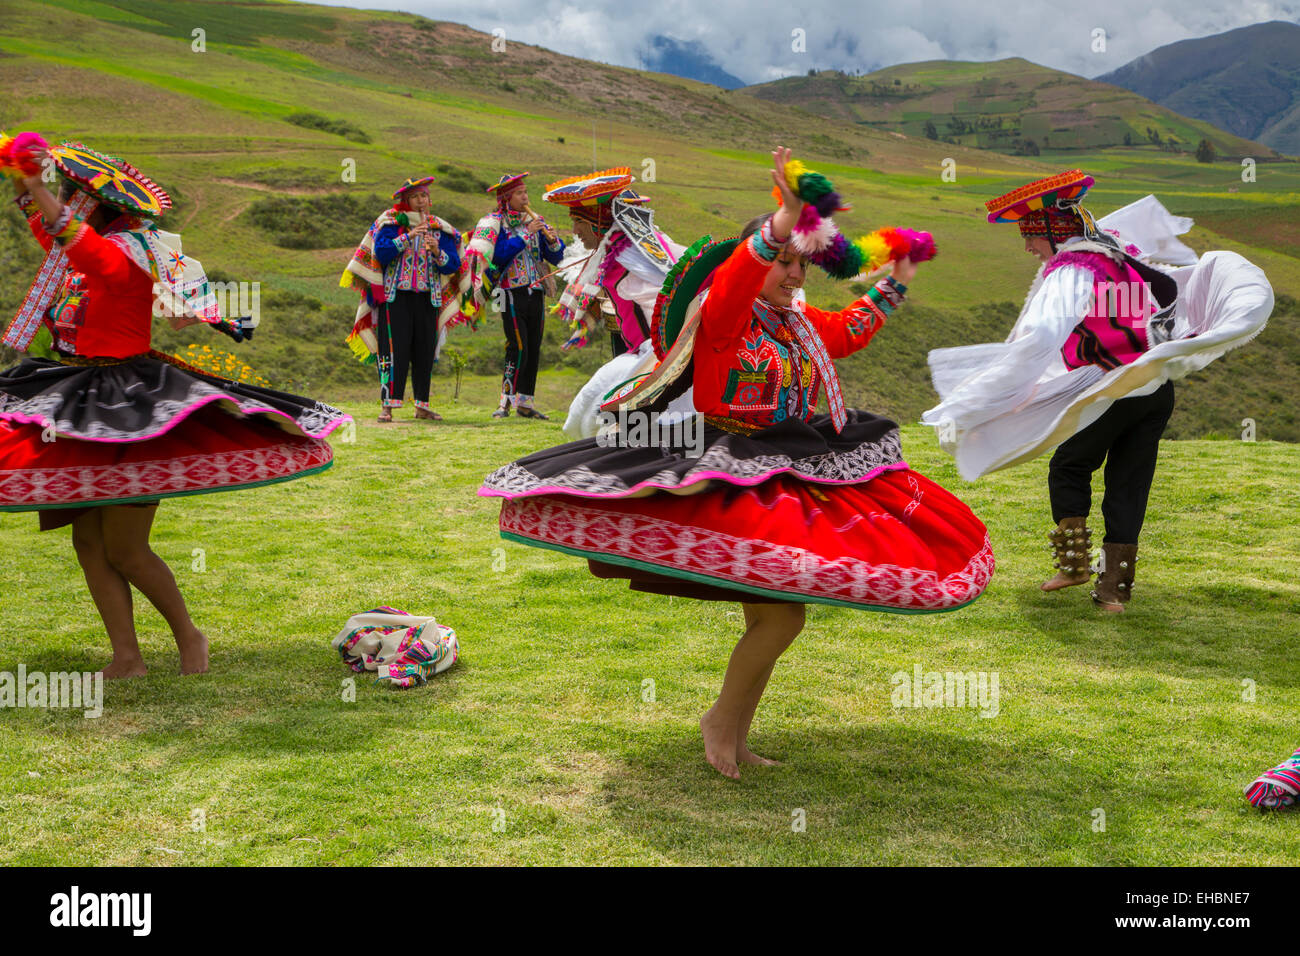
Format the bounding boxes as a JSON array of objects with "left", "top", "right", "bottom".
[
  {"left": 1, "top": 0, "right": 1298, "bottom": 439},
  {"left": 2, "top": 388, "right": 1297, "bottom": 865},
  {"left": 745, "top": 57, "right": 1280, "bottom": 159},
  {"left": 1098, "top": 21, "right": 1300, "bottom": 156}
]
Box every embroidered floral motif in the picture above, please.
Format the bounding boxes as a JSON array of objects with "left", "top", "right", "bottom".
[
  {"left": 482, "top": 428, "right": 906, "bottom": 498},
  {"left": 0, "top": 370, "right": 346, "bottom": 441}
]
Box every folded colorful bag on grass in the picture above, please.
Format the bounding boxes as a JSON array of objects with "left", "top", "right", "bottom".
[
  {"left": 1245, "top": 746, "right": 1300, "bottom": 810},
  {"left": 331, "top": 607, "right": 459, "bottom": 689}
]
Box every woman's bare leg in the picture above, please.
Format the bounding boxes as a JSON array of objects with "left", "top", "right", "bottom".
[
  {"left": 71, "top": 509, "right": 148, "bottom": 679},
  {"left": 736, "top": 664, "right": 781, "bottom": 766},
  {"left": 101, "top": 505, "right": 208, "bottom": 675},
  {"left": 700, "top": 602, "right": 805, "bottom": 779},
  {"left": 734, "top": 605, "right": 781, "bottom": 765}
]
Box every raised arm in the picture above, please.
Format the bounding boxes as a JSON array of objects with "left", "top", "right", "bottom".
[
  {"left": 13, "top": 187, "right": 55, "bottom": 253},
  {"left": 696, "top": 219, "right": 785, "bottom": 349},
  {"left": 698, "top": 147, "right": 808, "bottom": 348},
  {"left": 804, "top": 275, "right": 908, "bottom": 358},
  {"left": 19, "top": 168, "right": 138, "bottom": 291}
]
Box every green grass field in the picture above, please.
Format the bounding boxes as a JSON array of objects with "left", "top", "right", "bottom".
[{"left": 1, "top": 375, "right": 1297, "bottom": 866}]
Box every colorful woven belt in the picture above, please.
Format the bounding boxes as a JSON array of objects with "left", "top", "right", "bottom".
[{"left": 704, "top": 415, "right": 766, "bottom": 436}]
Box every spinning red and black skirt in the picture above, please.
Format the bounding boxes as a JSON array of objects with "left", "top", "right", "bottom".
[
  {"left": 0, "top": 354, "right": 350, "bottom": 529},
  {"left": 480, "top": 410, "right": 994, "bottom": 612}
]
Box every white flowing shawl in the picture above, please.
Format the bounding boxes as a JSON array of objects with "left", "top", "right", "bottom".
[
  {"left": 562, "top": 237, "right": 693, "bottom": 439},
  {"left": 922, "top": 196, "right": 1274, "bottom": 480}
]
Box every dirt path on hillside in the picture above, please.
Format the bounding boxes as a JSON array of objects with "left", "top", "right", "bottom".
[{"left": 215, "top": 178, "right": 346, "bottom": 196}]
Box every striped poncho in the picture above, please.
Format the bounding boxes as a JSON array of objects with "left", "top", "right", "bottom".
[{"left": 341, "top": 210, "right": 471, "bottom": 364}]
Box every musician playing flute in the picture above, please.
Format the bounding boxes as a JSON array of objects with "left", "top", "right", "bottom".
[{"left": 468, "top": 172, "right": 565, "bottom": 420}]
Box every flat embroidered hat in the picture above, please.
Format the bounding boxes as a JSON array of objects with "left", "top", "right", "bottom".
[
  {"left": 393, "top": 175, "right": 436, "bottom": 199},
  {"left": 985, "top": 170, "right": 1094, "bottom": 224},
  {"left": 50, "top": 141, "right": 172, "bottom": 217},
  {"left": 486, "top": 171, "right": 529, "bottom": 195}
]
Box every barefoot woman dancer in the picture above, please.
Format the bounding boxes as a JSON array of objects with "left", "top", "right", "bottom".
[
  {"left": 0, "top": 134, "right": 350, "bottom": 677},
  {"left": 481, "top": 149, "right": 994, "bottom": 778}
]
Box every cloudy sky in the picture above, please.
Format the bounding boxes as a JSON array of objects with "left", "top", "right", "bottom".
[{"left": 315, "top": 0, "right": 1299, "bottom": 83}]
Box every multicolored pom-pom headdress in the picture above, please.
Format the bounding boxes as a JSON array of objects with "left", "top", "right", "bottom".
[
  {"left": 986, "top": 170, "right": 1096, "bottom": 246},
  {"left": 774, "top": 158, "right": 937, "bottom": 279},
  {"left": 544, "top": 167, "right": 635, "bottom": 231},
  {"left": 0, "top": 136, "right": 173, "bottom": 218}
]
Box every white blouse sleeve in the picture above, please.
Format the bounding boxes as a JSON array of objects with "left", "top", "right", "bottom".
[{"left": 923, "top": 265, "right": 1094, "bottom": 431}]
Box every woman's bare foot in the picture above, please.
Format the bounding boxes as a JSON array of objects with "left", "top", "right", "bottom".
[
  {"left": 175, "top": 628, "right": 209, "bottom": 675},
  {"left": 99, "top": 656, "right": 148, "bottom": 680},
  {"left": 700, "top": 707, "right": 741, "bottom": 780},
  {"left": 737, "top": 743, "right": 781, "bottom": 767}
]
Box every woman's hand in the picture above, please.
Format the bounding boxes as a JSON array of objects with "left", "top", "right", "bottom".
[
  {"left": 18, "top": 144, "right": 50, "bottom": 192},
  {"left": 20, "top": 146, "right": 63, "bottom": 227},
  {"left": 890, "top": 255, "right": 918, "bottom": 287},
  {"left": 769, "top": 146, "right": 802, "bottom": 243}
]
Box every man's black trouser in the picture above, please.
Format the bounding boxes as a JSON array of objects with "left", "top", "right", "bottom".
[
  {"left": 502, "top": 286, "right": 544, "bottom": 399},
  {"left": 379, "top": 290, "right": 436, "bottom": 407},
  {"left": 1048, "top": 380, "right": 1175, "bottom": 544}
]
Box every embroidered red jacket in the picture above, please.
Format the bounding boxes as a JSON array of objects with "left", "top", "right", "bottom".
[
  {"left": 21, "top": 200, "right": 154, "bottom": 359},
  {"left": 693, "top": 222, "right": 904, "bottom": 429}
]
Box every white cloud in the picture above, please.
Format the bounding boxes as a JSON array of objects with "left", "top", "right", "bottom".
[{"left": 309, "top": 0, "right": 1300, "bottom": 82}]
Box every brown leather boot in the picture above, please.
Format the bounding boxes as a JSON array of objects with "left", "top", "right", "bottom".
[
  {"left": 1041, "top": 517, "right": 1093, "bottom": 591},
  {"left": 1092, "top": 543, "right": 1137, "bottom": 613}
]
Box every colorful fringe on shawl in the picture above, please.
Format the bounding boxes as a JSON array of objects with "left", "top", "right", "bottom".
[
  {"left": 773, "top": 158, "right": 938, "bottom": 279},
  {"left": 553, "top": 231, "right": 638, "bottom": 346},
  {"left": 458, "top": 211, "right": 507, "bottom": 327},
  {"left": 340, "top": 211, "right": 470, "bottom": 364},
  {"left": 1245, "top": 747, "right": 1300, "bottom": 810}
]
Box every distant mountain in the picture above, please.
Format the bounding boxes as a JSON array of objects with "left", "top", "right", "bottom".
[
  {"left": 743, "top": 57, "right": 1277, "bottom": 158},
  {"left": 639, "top": 35, "right": 744, "bottom": 90},
  {"left": 1098, "top": 21, "right": 1300, "bottom": 156}
]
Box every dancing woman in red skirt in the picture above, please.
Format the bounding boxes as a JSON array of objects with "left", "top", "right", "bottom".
[
  {"left": 0, "top": 135, "right": 350, "bottom": 677},
  {"left": 481, "top": 149, "right": 994, "bottom": 778}
]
